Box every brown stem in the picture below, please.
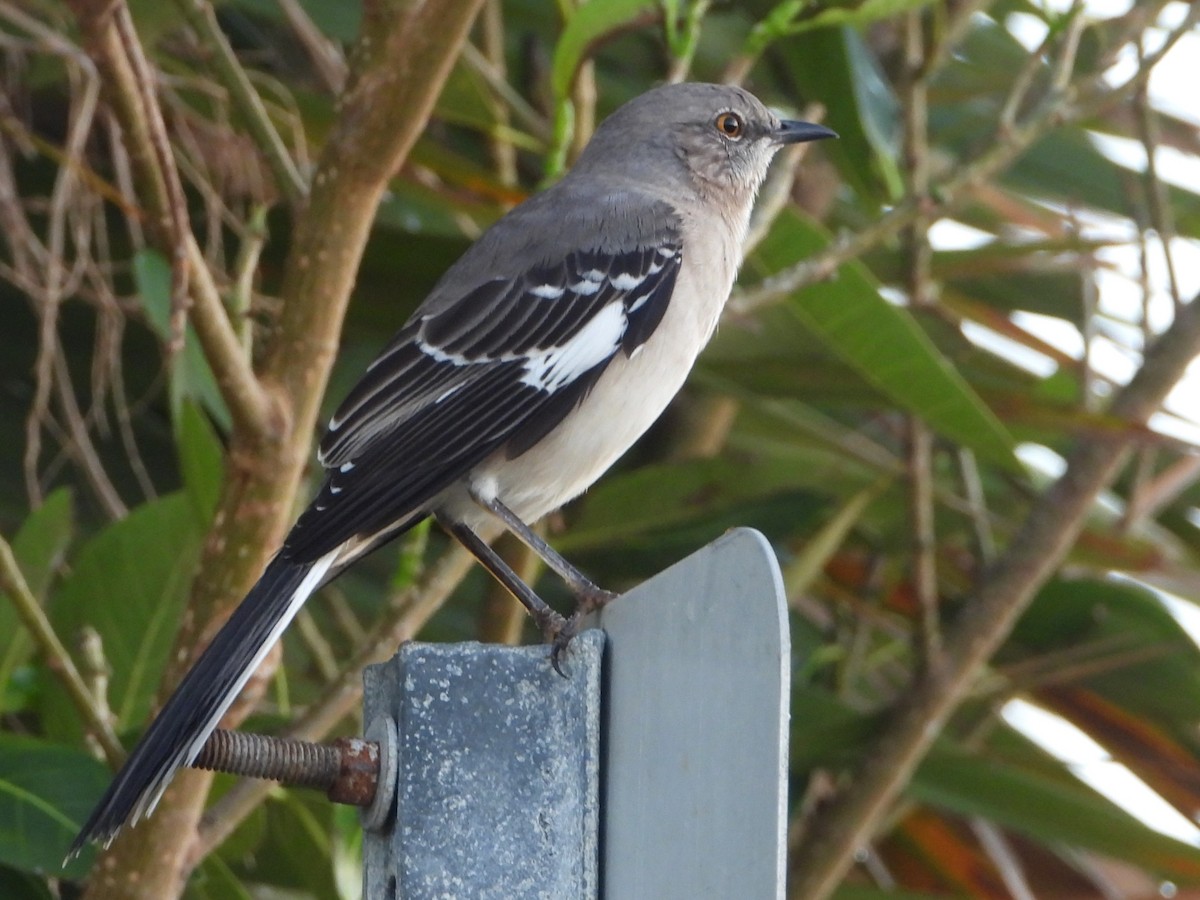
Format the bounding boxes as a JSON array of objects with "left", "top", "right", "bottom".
[
  {"left": 730, "top": 2, "right": 1198, "bottom": 317},
  {"left": 66, "top": 0, "right": 274, "bottom": 441},
  {"left": 789, "top": 294, "right": 1200, "bottom": 897},
  {"left": 0, "top": 535, "right": 125, "bottom": 766},
  {"left": 78, "top": 0, "right": 486, "bottom": 896},
  {"left": 900, "top": 8, "right": 940, "bottom": 669},
  {"left": 110, "top": 5, "right": 191, "bottom": 354}
]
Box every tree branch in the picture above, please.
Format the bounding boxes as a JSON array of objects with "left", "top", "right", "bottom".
[
  {"left": 65, "top": 0, "right": 276, "bottom": 441},
  {"left": 172, "top": 0, "right": 308, "bottom": 203},
  {"left": 0, "top": 535, "right": 124, "bottom": 766},
  {"left": 790, "top": 293, "right": 1200, "bottom": 897},
  {"left": 78, "top": 0, "right": 487, "bottom": 895},
  {"left": 730, "top": 1, "right": 1197, "bottom": 316}
]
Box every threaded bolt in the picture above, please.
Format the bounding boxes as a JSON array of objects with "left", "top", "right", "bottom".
[{"left": 193, "top": 728, "right": 381, "bottom": 807}]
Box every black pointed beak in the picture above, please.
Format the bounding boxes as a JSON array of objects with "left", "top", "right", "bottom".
[{"left": 774, "top": 120, "right": 838, "bottom": 145}]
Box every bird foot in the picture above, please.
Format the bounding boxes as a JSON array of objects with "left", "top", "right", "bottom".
[
  {"left": 574, "top": 584, "right": 618, "bottom": 616},
  {"left": 546, "top": 586, "right": 619, "bottom": 677},
  {"left": 548, "top": 610, "right": 584, "bottom": 678}
]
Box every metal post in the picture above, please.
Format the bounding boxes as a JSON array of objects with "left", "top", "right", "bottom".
[
  {"left": 361, "top": 527, "right": 789, "bottom": 898},
  {"left": 361, "top": 632, "right": 604, "bottom": 899}
]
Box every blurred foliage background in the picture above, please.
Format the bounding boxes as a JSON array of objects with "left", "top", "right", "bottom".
[{"left": 3, "top": 0, "right": 1200, "bottom": 897}]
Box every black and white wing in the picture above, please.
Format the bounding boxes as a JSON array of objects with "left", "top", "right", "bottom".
[{"left": 282, "top": 218, "right": 683, "bottom": 563}]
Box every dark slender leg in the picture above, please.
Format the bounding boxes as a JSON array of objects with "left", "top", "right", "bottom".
[
  {"left": 439, "top": 516, "right": 574, "bottom": 675},
  {"left": 469, "top": 489, "right": 618, "bottom": 614}
]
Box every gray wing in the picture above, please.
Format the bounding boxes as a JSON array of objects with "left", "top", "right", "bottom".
[{"left": 282, "top": 202, "right": 683, "bottom": 563}]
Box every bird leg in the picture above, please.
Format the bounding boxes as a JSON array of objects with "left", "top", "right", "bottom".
[
  {"left": 439, "top": 516, "right": 568, "bottom": 647},
  {"left": 469, "top": 490, "right": 618, "bottom": 614}
]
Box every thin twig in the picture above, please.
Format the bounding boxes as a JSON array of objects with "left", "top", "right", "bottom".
[
  {"left": 1134, "top": 39, "right": 1182, "bottom": 310},
  {"left": 459, "top": 41, "right": 550, "bottom": 142},
  {"left": 274, "top": 0, "right": 346, "bottom": 95},
  {"left": 666, "top": 0, "right": 711, "bottom": 84},
  {"left": 69, "top": 0, "right": 275, "bottom": 441},
  {"left": 971, "top": 820, "right": 1036, "bottom": 900},
  {"left": 294, "top": 608, "right": 339, "bottom": 681},
  {"left": 956, "top": 448, "right": 995, "bottom": 564},
  {"left": 907, "top": 420, "right": 940, "bottom": 664},
  {"left": 112, "top": 4, "right": 192, "bottom": 355},
  {"left": 186, "top": 234, "right": 279, "bottom": 436},
  {"left": 478, "top": 0, "right": 518, "bottom": 188},
  {"left": 0, "top": 535, "right": 125, "bottom": 766},
  {"left": 789, "top": 293, "right": 1200, "bottom": 898},
  {"left": 173, "top": 0, "right": 307, "bottom": 203},
  {"left": 229, "top": 205, "right": 268, "bottom": 353},
  {"left": 1123, "top": 454, "right": 1200, "bottom": 530},
  {"left": 730, "top": 2, "right": 1198, "bottom": 317},
  {"left": 901, "top": 8, "right": 940, "bottom": 667},
  {"left": 52, "top": 351, "right": 128, "bottom": 519}
]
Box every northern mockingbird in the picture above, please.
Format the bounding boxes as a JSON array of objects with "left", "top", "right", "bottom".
[{"left": 71, "top": 82, "right": 834, "bottom": 853}]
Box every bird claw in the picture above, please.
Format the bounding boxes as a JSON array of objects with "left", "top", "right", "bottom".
[
  {"left": 547, "top": 585, "right": 618, "bottom": 677},
  {"left": 548, "top": 612, "right": 582, "bottom": 678}
]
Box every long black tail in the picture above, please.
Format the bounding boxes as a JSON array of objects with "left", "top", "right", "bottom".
[{"left": 68, "top": 549, "right": 338, "bottom": 856}]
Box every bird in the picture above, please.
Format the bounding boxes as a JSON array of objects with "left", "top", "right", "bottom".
[{"left": 69, "top": 81, "right": 835, "bottom": 854}]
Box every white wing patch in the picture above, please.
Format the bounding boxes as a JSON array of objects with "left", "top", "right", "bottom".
[
  {"left": 520, "top": 301, "right": 626, "bottom": 392},
  {"left": 530, "top": 284, "right": 565, "bottom": 300},
  {"left": 610, "top": 271, "right": 645, "bottom": 291}
]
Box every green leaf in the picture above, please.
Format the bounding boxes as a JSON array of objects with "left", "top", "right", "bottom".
[
  {"left": 559, "top": 457, "right": 826, "bottom": 551},
  {"left": 224, "top": 792, "right": 338, "bottom": 898},
  {"left": 745, "top": 210, "right": 1018, "bottom": 469},
  {"left": 749, "top": 0, "right": 939, "bottom": 54},
  {"left": 0, "top": 864, "right": 54, "bottom": 900},
  {"left": 9, "top": 490, "right": 73, "bottom": 601},
  {"left": 227, "top": 0, "right": 361, "bottom": 42},
  {"left": 43, "top": 493, "right": 201, "bottom": 740},
  {"left": 188, "top": 855, "right": 255, "bottom": 900},
  {"left": 134, "top": 249, "right": 231, "bottom": 432},
  {"left": 0, "top": 735, "right": 108, "bottom": 879},
  {"left": 782, "top": 480, "right": 888, "bottom": 597},
  {"left": 913, "top": 748, "right": 1200, "bottom": 881},
  {"left": 176, "top": 400, "right": 225, "bottom": 528},
  {"left": 551, "top": 0, "right": 660, "bottom": 99},
  {"left": 780, "top": 26, "right": 902, "bottom": 200},
  {"left": 790, "top": 686, "right": 879, "bottom": 770},
  {"left": 0, "top": 490, "right": 73, "bottom": 712},
  {"left": 1014, "top": 578, "right": 1200, "bottom": 727}
]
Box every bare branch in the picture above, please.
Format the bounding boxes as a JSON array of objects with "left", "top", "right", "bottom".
[
  {"left": 67, "top": 0, "right": 276, "bottom": 442},
  {"left": 731, "top": 1, "right": 1199, "bottom": 316},
  {"left": 789, "top": 293, "right": 1200, "bottom": 897},
  {"left": 172, "top": 0, "right": 308, "bottom": 202},
  {"left": 274, "top": 0, "right": 347, "bottom": 95},
  {"left": 0, "top": 535, "right": 125, "bottom": 767},
  {"left": 110, "top": 4, "right": 192, "bottom": 353}
]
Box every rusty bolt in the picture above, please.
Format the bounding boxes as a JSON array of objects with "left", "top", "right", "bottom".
[{"left": 193, "top": 728, "right": 380, "bottom": 807}]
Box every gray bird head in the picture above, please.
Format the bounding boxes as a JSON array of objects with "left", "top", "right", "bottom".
[{"left": 572, "top": 82, "right": 836, "bottom": 205}]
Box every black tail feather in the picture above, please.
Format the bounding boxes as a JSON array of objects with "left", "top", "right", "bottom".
[{"left": 68, "top": 552, "right": 331, "bottom": 858}]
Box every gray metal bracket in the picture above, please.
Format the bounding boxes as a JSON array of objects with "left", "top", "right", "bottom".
[
  {"left": 594, "top": 527, "right": 790, "bottom": 899},
  {"left": 361, "top": 632, "right": 603, "bottom": 899},
  {"left": 361, "top": 527, "right": 789, "bottom": 899}
]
